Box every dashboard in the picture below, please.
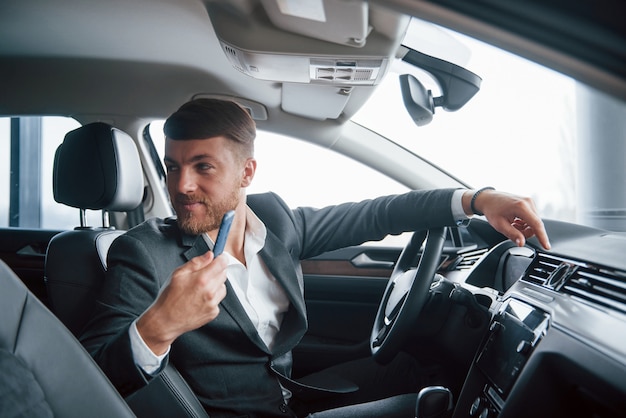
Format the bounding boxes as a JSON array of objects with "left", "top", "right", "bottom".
[{"left": 452, "top": 219, "right": 626, "bottom": 418}]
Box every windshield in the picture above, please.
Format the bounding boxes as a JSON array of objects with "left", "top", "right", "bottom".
[{"left": 354, "top": 18, "right": 577, "bottom": 225}]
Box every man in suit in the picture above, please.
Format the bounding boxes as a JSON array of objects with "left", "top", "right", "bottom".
[{"left": 80, "top": 98, "right": 550, "bottom": 417}]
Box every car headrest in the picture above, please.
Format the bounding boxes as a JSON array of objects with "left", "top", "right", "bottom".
[{"left": 53, "top": 122, "right": 144, "bottom": 211}]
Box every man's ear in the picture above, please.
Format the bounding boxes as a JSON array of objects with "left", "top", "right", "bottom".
[{"left": 241, "top": 158, "right": 257, "bottom": 187}]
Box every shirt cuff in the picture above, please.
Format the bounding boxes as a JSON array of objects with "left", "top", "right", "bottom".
[
  {"left": 129, "top": 319, "right": 169, "bottom": 376},
  {"left": 452, "top": 189, "right": 472, "bottom": 226}
]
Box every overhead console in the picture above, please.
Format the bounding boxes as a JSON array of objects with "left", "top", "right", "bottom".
[
  {"left": 205, "top": 0, "right": 408, "bottom": 120},
  {"left": 207, "top": 0, "right": 407, "bottom": 86}
]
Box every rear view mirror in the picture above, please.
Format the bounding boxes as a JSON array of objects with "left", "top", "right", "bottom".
[
  {"left": 399, "top": 74, "right": 434, "bottom": 126},
  {"left": 399, "top": 47, "right": 482, "bottom": 126}
]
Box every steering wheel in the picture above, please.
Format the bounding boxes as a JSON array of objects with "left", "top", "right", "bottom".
[{"left": 370, "top": 227, "right": 447, "bottom": 364}]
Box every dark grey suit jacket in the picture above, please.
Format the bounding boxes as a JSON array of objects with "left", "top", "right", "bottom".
[{"left": 80, "top": 189, "right": 457, "bottom": 417}]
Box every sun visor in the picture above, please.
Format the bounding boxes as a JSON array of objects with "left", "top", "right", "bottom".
[
  {"left": 259, "top": 0, "right": 370, "bottom": 48},
  {"left": 281, "top": 83, "right": 352, "bottom": 120}
]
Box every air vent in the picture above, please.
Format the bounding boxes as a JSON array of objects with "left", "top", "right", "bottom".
[
  {"left": 521, "top": 253, "right": 564, "bottom": 286},
  {"left": 521, "top": 252, "right": 626, "bottom": 315},
  {"left": 561, "top": 266, "right": 626, "bottom": 314},
  {"left": 453, "top": 247, "right": 488, "bottom": 270}
]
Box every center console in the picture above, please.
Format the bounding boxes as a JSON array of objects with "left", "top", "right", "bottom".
[{"left": 455, "top": 298, "right": 550, "bottom": 418}]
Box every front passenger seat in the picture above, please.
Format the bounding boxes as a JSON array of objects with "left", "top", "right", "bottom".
[
  {"left": 0, "top": 258, "right": 136, "bottom": 418},
  {"left": 44, "top": 122, "right": 209, "bottom": 418}
]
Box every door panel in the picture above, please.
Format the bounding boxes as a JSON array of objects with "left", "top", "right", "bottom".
[
  {"left": 293, "top": 246, "right": 399, "bottom": 377},
  {"left": 0, "top": 228, "right": 61, "bottom": 306}
]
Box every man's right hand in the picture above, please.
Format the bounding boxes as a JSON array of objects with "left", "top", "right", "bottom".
[{"left": 135, "top": 251, "right": 228, "bottom": 355}]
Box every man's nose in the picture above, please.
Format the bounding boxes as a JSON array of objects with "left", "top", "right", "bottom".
[{"left": 175, "top": 168, "right": 198, "bottom": 193}]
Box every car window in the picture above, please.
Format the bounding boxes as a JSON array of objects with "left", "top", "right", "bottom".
[
  {"left": 0, "top": 116, "right": 89, "bottom": 230},
  {"left": 148, "top": 121, "right": 411, "bottom": 246}
]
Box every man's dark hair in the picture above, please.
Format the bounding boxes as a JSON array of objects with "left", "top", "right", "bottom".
[{"left": 164, "top": 98, "right": 255, "bottom": 158}]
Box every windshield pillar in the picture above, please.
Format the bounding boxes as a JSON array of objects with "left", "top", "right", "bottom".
[{"left": 577, "top": 87, "right": 626, "bottom": 232}]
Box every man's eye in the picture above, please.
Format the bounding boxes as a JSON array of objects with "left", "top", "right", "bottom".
[
  {"left": 165, "top": 165, "right": 178, "bottom": 172},
  {"left": 198, "top": 163, "right": 213, "bottom": 171}
]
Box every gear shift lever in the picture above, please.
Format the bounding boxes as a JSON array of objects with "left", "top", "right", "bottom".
[{"left": 415, "top": 386, "right": 453, "bottom": 418}]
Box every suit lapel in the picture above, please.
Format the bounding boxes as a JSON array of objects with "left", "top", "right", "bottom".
[
  {"left": 220, "top": 281, "right": 270, "bottom": 353},
  {"left": 260, "top": 230, "right": 307, "bottom": 355},
  {"left": 181, "top": 230, "right": 205, "bottom": 261},
  {"left": 261, "top": 231, "right": 305, "bottom": 316}
]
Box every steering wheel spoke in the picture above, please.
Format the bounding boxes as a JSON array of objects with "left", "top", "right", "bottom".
[{"left": 384, "top": 293, "right": 407, "bottom": 326}]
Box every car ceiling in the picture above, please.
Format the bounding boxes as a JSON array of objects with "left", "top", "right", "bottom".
[
  {"left": 0, "top": 1, "right": 401, "bottom": 135},
  {"left": 0, "top": 0, "right": 624, "bottom": 142},
  {"left": 0, "top": 0, "right": 240, "bottom": 119}
]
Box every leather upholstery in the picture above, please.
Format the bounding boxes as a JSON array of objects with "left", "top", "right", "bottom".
[
  {"left": 46, "top": 229, "right": 123, "bottom": 336},
  {"left": 53, "top": 122, "right": 144, "bottom": 211},
  {"left": 0, "top": 259, "right": 136, "bottom": 418},
  {"left": 44, "top": 122, "right": 209, "bottom": 418}
]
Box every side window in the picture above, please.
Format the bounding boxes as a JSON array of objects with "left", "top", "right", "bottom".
[
  {"left": 147, "top": 121, "right": 410, "bottom": 246},
  {"left": 249, "top": 133, "right": 409, "bottom": 207},
  {"left": 0, "top": 116, "right": 84, "bottom": 230}
]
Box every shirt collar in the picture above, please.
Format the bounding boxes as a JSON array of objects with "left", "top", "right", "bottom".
[
  {"left": 200, "top": 205, "right": 267, "bottom": 261},
  {"left": 243, "top": 205, "right": 266, "bottom": 261}
]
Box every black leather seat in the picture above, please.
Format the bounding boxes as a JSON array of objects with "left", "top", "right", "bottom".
[
  {"left": 44, "top": 122, "right": 209, "bottom": 418},
  {"left": 0, "top": 258, "right": 136, "bottom": 418},
  {"left": 45, "top": 122, "right": 145, "bottom": 337}
]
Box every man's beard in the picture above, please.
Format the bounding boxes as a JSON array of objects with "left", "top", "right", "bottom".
[{"left": 175, "top": 188, "right": 240, "bottom": 235}]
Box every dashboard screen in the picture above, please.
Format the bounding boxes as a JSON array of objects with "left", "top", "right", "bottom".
[{"left": 476, "top": 299, "right": 550, "bottom": 397}]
